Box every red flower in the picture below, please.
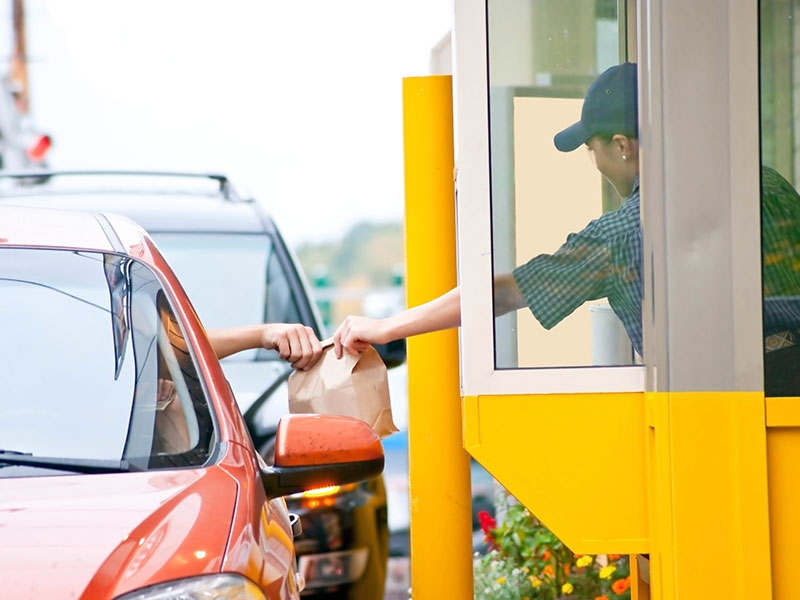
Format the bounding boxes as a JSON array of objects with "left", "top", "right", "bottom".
[
  {"left": 477, "top": 510, "right": 496, "bottom": 535},
  {"left": 611, "top": 576, "right": 631, "bottom": 595},
  {"left": 477, "top": 510, "right": 499, "bottom": 549}
]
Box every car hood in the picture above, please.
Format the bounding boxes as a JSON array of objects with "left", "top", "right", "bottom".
[{"left": 0, "top": 467, "right": 237, "bottom": 600}]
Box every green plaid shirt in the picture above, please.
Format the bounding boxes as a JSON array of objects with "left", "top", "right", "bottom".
[
  {"left": 513, "top": 177, "right": 643, "bottom": 355},
  {"left": 512, "top": 167, "right": 800, "bottom": 356}
]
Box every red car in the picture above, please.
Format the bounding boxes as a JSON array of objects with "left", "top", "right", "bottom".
[{"left": 0, "top": 205, "right": 383, "bottom": 599}]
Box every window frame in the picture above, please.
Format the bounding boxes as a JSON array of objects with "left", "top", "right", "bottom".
[{"left": 453, "top": 0, "right": 645, "bottom": 396}]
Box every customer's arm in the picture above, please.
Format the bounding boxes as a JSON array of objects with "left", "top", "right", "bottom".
[{"left": 207, "top": 323, "right": 323, "bottom": 370}]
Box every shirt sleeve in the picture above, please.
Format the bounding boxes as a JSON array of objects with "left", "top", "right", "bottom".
[{"left": 512, "top": 225, "right": 612, "bottom": 330}]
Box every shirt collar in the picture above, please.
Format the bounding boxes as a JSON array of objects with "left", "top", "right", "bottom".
[{"left": 630, "top": 174, "right": 640, "bottom": 197}]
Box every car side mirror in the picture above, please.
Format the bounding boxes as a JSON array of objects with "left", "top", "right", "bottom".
[
  {"left": 374, "top": 338, "right": 406, "bottom": 369},
  {"left": 260, "top": 414, "right": 384, "bottom": 500}
]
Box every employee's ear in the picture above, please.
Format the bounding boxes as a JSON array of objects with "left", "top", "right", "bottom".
[{"left": 612, "top": 134, "right": 635, "bottom": 159}]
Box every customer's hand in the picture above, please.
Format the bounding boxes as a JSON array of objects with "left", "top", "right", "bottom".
[
  {"left": 154, "top": 378, "right": 190, "bottom": 454},
  {"left": 333, "top": 315, "right": 387, "bottom": 358},
  {"left": 261, "top": 323, "right": 323, "bottom": 370},
  {"left": 156, "top": 378, "right": 178, "bottom": 411}
]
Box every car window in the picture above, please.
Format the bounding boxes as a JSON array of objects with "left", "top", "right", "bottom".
[
  {"left": 265, "top": 245, "right": 302, "bottom": 326},
  {"left": 0, "top": 248, "right": 215, "bottom": 473},
  {"left": 152, "top": 232, "right": 303, "bottom": 362}
]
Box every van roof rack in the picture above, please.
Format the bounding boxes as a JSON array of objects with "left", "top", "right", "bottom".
[{"left": 0, "top": 170, "right": 251, "bottom": 202}]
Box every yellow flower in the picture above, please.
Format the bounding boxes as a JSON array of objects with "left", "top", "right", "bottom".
[
  {"left": 576, "top": 555, "right": 594, "bottom": 568},
  {"left": 529, "top": 576, "right": 542, "bottom": 588},
  {"left": 522, "top": 567, "right": 530, "bottom": 574},
  {"left": 599, "top": 565, "right": 617, "bottom": 580},
  {"left": 497, "top": 577, "right": 506, "bottom": 584},
  {"left": 562, "top": 582, "right": 574, "bottom": 595}
]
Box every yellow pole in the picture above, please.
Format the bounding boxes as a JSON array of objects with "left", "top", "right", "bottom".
[{"left": 402, "top": 75, "right": 473, "bottom": 598}]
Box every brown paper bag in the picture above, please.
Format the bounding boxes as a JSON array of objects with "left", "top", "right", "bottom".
[{"left": 287, "top": 339, "right": 399, "bottom": 438}]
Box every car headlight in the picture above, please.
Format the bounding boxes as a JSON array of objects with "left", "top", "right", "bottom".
[{"left": 114, "top": 574, "right": 267, "bottom": 600}]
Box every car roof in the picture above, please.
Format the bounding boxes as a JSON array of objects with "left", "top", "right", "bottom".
[
  {"left": 0, "top": 172, "right": 270, "bottom": 234},
  {"left": 0, "top": 205, "right": 146, "bottom": 254}
]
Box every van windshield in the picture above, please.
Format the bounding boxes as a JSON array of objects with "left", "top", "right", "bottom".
[{"left": 152, "top": 232, "right": 303, "bottom": 362}]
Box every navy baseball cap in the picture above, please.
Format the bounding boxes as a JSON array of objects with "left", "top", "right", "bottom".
[{"left": 554, "top": 62, "right": 638, "bottom": 152}]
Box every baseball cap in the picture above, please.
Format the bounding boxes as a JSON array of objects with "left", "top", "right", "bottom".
[{"left": 554, "top": 62, "right": 638, "bottom": 152}]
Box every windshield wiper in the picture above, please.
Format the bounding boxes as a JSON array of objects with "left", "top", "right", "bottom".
[{"left": 0, "top": 451, "right": 141, "bottom": 474}]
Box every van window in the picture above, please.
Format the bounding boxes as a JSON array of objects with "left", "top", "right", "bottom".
[{"left": 153, "top": 232, "right": 304, "bottom": 362}]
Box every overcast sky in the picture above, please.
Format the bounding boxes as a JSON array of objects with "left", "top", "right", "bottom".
[{"left": 15, "top": 1, "right": 452, "bottom": 246}]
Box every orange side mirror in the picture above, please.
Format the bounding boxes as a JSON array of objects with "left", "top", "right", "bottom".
[
  {"left": 261, "top": 414, "right": 384, "bottom": 500},
  {"left": 274, "top": 414, "right": 383, "bottom": 467}
]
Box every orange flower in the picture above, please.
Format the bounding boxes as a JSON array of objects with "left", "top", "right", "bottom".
[
  {"left": 595, "top": 596, "right": 610, "bottom": 600},
  {"left": 541, "top": 548, "right": 551, "bottom": 561},
  {"left": 612, "top": 576, "right": 632, "bottom": 595},
  {"left": 607, "top": 554, "right": 622, "bottom": 561},
  {"left": 563, "top": 564, "right": 571, "bottom": 576},
  {"left": 543, "top": 564, "right": 555, "bottom": 578}
]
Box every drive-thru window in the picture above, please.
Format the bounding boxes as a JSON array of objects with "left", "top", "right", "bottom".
[{"left": 405, "top": 1, "right": 800, "bottom": 598}]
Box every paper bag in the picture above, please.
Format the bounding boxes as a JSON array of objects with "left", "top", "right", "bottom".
[{"left": 287, "top": 340, "right": 399, "bottom": 438}]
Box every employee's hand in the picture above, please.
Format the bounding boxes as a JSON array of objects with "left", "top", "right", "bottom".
[
  {"left": 333, "top": 315, "right": 386, "bottom": 358},
  {"left": 261, "top": 323, "right": 323, "bottom": 370}
]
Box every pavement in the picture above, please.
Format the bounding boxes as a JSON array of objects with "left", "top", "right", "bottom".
[{"left": 383, "top": 557, "right": 410, "bottom": 600}]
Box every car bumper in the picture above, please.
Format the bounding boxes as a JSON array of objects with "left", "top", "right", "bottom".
[{"left": 289, "top": 478, "right": 388, "bottom": 598}]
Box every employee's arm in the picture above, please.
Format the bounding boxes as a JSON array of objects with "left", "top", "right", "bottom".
[
  {"left": 493, "top": 272, "right": 526, "bottom": 316},
  {"left": 334, "top": 272, "right": 526, "bottom": 358},
  {"left": 334, "top": 287, "right": 462, "bottom": 357}
]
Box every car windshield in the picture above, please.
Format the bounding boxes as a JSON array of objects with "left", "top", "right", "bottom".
[
  {"left": 0, "top": 248, "right": 215, "bottom": 475},
  {"left": 151, "top": 232, "right": 303, "bottom": 362}
]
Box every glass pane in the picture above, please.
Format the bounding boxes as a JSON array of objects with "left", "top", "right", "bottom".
[
  {"left": 153, "top": 232, "right": 302, "bottom": 362},
  {"left": 0, "top": 249, "right": 215, "bottom": 473},
  {"left": 760, "top": 0, "right": 800, "bottom": 396},
  {"left": 487, "top": 0, "right": 640, "bottom": 369}
]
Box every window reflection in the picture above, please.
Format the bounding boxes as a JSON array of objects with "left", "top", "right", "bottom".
[
  {"left": 487, "top": 0, "right": 639, "bottom": 369},
  {"left": 0, "top": 249, "right": 214, "bottom": 470},
  {"left": 760, "top": 0, "right": 800, "bottom": 397},
  {"left": 761, "top": 165, "right": 800, "bottom": 396}
]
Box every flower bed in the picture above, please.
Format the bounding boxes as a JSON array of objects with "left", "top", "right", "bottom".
[{"left": 474, "top": 492, "right": 631, "bottom": 600}]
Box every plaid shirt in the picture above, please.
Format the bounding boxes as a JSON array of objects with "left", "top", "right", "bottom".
[
  {"left": 512, "top": 177, "right": 643, "bottom": 355},
  {"left": 512, "top": 167, "right": 800, "bottom": 356}
]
